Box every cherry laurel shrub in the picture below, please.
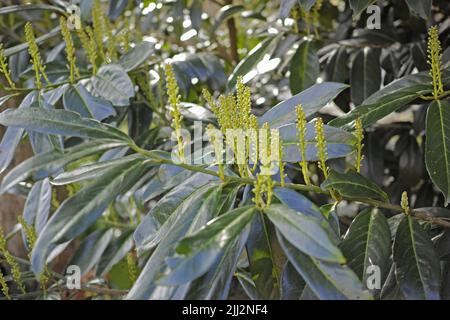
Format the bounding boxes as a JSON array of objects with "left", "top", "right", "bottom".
[{"left": 0, "top": 0, "right": 450, "bottom": 300}]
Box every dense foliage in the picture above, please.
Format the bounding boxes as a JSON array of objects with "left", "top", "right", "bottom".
[{"left": 0, "top": 0, "right": 450, "bottom": 300}]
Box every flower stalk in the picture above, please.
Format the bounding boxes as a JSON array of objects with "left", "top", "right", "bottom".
[
  {"left": 401, "top": 191, "right": 411, "bottom": 215},
  {"left": 315, "top": 117, "right": 329, "bottom": 179},
  {"left": 165, "top": 63, "right": 185, "bottom": 162},
  {"left": 60, "top": 17, "right": 79, "bottom": 84},
  {"left": 25, "top": 22, "right": 50, "bottom": 89},
  {"left": 354, "top": 118, "right": 364, "bottom": 173},
  {"left": 77, "top": 26, "right": 98, "bottom": 74},
  {"left": 0, "top": 228, "right": 25, "bottom": 294},
  {"left": 427, "top": 26, "right": 444, "bottom": 100},
  {"left": 296, "top": 105, "right": 311, "bottom": 185},
  {"left": 0, "top": 44, "right": 15, "bottom": 89}
]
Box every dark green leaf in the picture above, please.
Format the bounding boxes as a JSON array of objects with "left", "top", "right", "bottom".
[
  {"left": 321, "top": 170, "right": 389, "bottom": 202},
  {"left": 92, "top": 64, "right": 135, "bottom": 106},
  {"left": 340, "top": 208, "right": 391, "bottom": 293},
  {"left": 69, "top": 229, "right": 114, "bottom": 276},
  {"left": 212, "top": 4, "right": 245, "bottom": 35},
  {"left": 63, "top": 83, "right": 116, "bottom": 121},
  {"left": 299, "top": 0, "right": 316, "bottom": 11},
  {"left": 279, "top": 0, "right": 296, "bottom": 19},
  {"left": 259, "top": 82, "right": 348, "bottom": 128},
  {"left": 186, "top": 229, "right": 249, "bottom": 299},
  {"left": 350, "top": 48, "right": 381, "bottom": 106},
  {"left": 278, "top": 233, "right": 372, "bottom": 299},
  {"left": 274, "top": 187, "right": 324, "bottom": 221},
  {"left": 0, "top": 4, "right": 65, "bottom": 15},
  {"left": 0, "top": 139, "right": 126, "bottom": 195},
  {"left": 266, "top": 204, "right": 345, "bottom": 263},
  {"left": 227, "top": 36, "right": 277, "bottom": 91},
  {"left": 119, "top": 41, "right": 155, "bottom": 72},
  {"left": 349, "top": 0, "right": 375, "bottom": 17},
  {"left": 393, "top": 215, "right": 441, "bottom": 299},
  {"left": 31, "top": 158, "right": 152, "bottom": 274},
  {"left": 246, "top": 212, "right": 280, "bottom": 299},
  {"left": 96, "top": 231, "right": 134, "bottom": 277},
  {"left": 281, "top": 262, "right": 305, "bottom": 300},
  {"left": 159, "top": 206, "right": 256, "bottom": 285},
  {"left": 127, "top": 186, "right": 226, "bottom": 299},
  {"left": 52, "top": 154, "right": 147, "bottom": 185},
  {"left": 23, "top": 178, "right": 51, "bottom": 235},
  {"left": 425, "top": 100, "right": 450, "bottom": 204},
  {"left": 0, "top": 108, "right": 131, "bottom": 143},
  {"left": 405, "top": 0, "right": 431, "bottom": 20},
  {"left": 289, "top": 40, "right": 319, "bottom": 94},
  {"left": 329, "top": 71, "right": 441, "bottom": 128},
  {"left": 134, "top": 172, "right": 219, "bottom": 253}
]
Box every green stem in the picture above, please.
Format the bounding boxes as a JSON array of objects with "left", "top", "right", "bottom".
[{"left": 129, "top": 143, "right": 450, "bottom": 229}]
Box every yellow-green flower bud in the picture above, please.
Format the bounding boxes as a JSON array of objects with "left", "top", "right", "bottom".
[
  {"left": 25, "top": 22, "right": 50, "bottom": 89},
  {"left": 427, "top": 26, "right": 444, "bottom": 99},
  {"left": 165, "top": 63, "right": 185, "bottom": 162},
  {"left": 401, "top": 191, "right": 410, "bottom": 215},
  {"left": 0, "top": 44, "right": 15, "bottom": 89},
  {"left": 315, "top": 117, "right": 329, "bottom": 179},
  {"left": 296, "top": 105, "right": 311, "bottom": 185},
  {"left": 354, "top": 117, "right": 364, "bottom": 173}
]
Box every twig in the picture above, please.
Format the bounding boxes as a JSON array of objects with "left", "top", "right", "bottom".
[
  {"left": 129, "top": 143, "right": 450, "bottom": 229},
  {"left": 225, "top": 0, "right": 239, "bottom": 64}
]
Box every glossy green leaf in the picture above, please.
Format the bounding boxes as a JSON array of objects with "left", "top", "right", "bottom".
[
  {"left": 92, "top": 64, "right": 135, "bottom": 106},
  {"left": 69, "top": 229, "right": 114, "bottom": 276},
  {"left": 340, "top": 209, "right": 391, "bottom": 293},
  {"left": 227, "top": 36, "right": 277, "bottom": 91},
  {"left": 0, "top": 108, "right": 131, "bottom": 143},
  {"left": 52, "top": 154, "right": 147, "bottom": 185},
  {"left": 0, "top": 139, "right": 127, "bottom": 195},
  {"left": 393, "top": 215, "right": 441, "bottom": 299},
  {"left": 159, "top": 206, "right": 256, "bottom": 285},
  {"left": 134, "top": 172, "right": 219, "bottom": 254},
  {"left": 350, "top": 47, "right": 381, "bottom": 106},
  {"left": 349, "top": 0, "right": 375, "bottom": 16},
  {"left": 289, "top": 40, "right": 319, "bottom": 94},
  {"left": 246, "top": 211, "right": 280, "bottom": 299},
  {"left": 278, "top": 233, "right": 372, "bottom": 300},
  {"left": 96, "top": 231, "right": 134, "bottom": 277},
  {"left": 279, "top": 0, "right": 296, "bottom": 19},
  {"left": 329, "top": 71, "right": 442, "bottom": 128},
  {"left": 299, "top": 0, "right": 316, "bottom": 11},
  {"left": 0, "top": 4, "right": 65, "bottom": 15},
  {"left": 259, "top": 82, "right": 348, "bottom": 128},
  {"left": 23, "top": 178, "right": 51, "bottom": 235},
  {"left": 321, "top": 170, "right": 389, "bottom": 202},
  {"left": 425, "top": 100, "right": 450, "bottom": 204},
  {"left": 63, "top": 83, "right": 116, "bottom": 121},
  {"left": 212, "top": 4, "right": 245, "bottom": 35},
  {"left": 325, "top": 47, "right": 349, "bottom": 83},
  {"left": 281, "top": 262, "right": 305, "bottom": 300},
  {"left": 0, "top": 92, "right": 36, "bottom": 173},
  {"left": 405, "top": 0, "right": 431, "bottom": 20},
  {"left": 266, "top": 204, "right": 345, "bottom": 263},
  {"left": 186, "top": 229, "right": 249, "bottom": 299},
  {"left": 274, "top": 187, "right": 324, "bottom": 221},
  {"left": 31, "top": 158, "right": 152, "bottom": 274},
  {"left": 119, "top": 41, "right": 155, "bottom": 72},
  {"left": 127, "top": 186, "right": 226, "bottom": 299}
]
